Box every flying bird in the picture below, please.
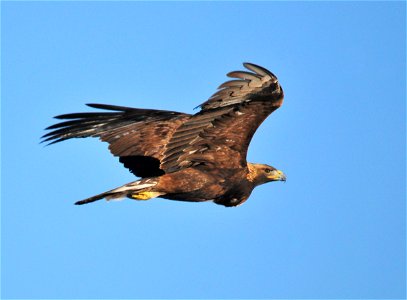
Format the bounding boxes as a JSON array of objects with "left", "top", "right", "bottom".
[{"left": 42, "top": 63, "right": 286, "bottom": 207}]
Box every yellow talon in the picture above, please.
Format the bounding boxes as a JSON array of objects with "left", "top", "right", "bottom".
[{"left": 130, "top": 191, "right": 163, "bottom": 200}]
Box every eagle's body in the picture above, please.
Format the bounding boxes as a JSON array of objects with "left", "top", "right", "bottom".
[
  {"left": 150, "top": 166, "right": 253, "bottom": 206},
  {"left": 43, "top": 63, "right": 286, "bottom": 207}
]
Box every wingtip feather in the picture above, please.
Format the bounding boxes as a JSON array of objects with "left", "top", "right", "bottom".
[{"left": 243, "top": 62, "right": 277, "bottom": 79}]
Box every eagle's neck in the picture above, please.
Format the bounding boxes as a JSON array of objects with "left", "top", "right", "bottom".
[{"left": 246, "top": 163, "right": 258, "bottom": 183}]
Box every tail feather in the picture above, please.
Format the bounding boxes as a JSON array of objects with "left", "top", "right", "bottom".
[
  {"left": 74, "top": 179, "right": 158, "bottom": 205},
  {"left": 75, "top": 192, "right": 116, "bottom": 205}
]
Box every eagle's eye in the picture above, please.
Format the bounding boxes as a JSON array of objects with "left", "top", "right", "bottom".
[{"left": 265, "top": 168, "right": 271, "bottom": 173}]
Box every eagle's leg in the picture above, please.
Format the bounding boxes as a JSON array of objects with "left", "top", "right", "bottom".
[{"left": 129, "top": 191, "right": 164, "bottom": 201}]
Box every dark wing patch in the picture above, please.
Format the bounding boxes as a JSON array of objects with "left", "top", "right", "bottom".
[
  {"left": 119, "top": 156, "right": 165, "bottom": 178},
  {"left": 42, "top": 103, "right": 190, "bottom": 177},
  {"left": 161, "top": 63, "right": 284, "bottom": 173}
]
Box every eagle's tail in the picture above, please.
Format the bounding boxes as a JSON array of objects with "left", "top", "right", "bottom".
[{"left": 74, "top": 178, "right": 160, "bottom": 205}]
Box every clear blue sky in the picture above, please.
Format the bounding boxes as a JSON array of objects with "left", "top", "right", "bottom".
[{"left": 2, "top": 1, "right": 405, "bottom": 299}]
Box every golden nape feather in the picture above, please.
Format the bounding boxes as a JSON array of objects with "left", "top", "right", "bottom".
[{"left": 42, "top": 63, "right": 286, "bottom": 207}]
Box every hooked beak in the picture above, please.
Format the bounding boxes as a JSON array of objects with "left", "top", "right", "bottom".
[{"left": 268, "top": 170, "right": 287, "bottom": 182}]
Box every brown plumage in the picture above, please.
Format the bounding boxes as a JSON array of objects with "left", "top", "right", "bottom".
[{"left": 42, "top": 63, "right": 286, "bottom": 207}]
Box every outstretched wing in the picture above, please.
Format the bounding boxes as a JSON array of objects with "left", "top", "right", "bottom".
[
  {"left": 42, "top": 104, "right": 190, "bottom": 177},
  {"left": 161, "top": 63, "right": 284, "bottom": 173}
]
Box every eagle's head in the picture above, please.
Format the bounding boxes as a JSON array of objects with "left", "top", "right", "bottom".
[{"left": 247, "top": 163, "right": 286, "bottom": 186}]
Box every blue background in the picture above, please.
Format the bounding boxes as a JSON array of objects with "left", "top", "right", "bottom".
[{"left": 2, "top": 2, "right": 405, "bottom": 299}]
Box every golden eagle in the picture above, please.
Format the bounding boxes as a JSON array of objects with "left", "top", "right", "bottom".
[{"left": 42, "top": 63, "right": 286, "bottom": 207}]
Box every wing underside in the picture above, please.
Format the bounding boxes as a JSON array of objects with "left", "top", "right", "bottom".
[{"left": 42, "top": 103, "right": 190, "bottom": 177}]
